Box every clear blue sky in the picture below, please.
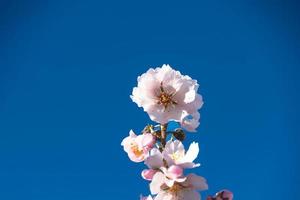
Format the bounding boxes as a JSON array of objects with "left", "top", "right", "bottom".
[{"left": 0, "top": 0, "right": 299, "bottom": 199}]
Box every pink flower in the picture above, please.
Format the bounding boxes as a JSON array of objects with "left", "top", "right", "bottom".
[
  {"left": 121, "top": 130, "right": 155, "bottom": 162},
  {"left": 145, "top": 140, "right": 200, "bottom": 169},
  {"left": 130, "top": 64, "right": 203, "bottom": 129},
  {"left": 150, "top": 172, "right": 208, "bottom": 200},
  {"left": 159, "top": 165, "right": 186, "bottom": 188},
  {"left": 162, "top": 140, "right": 200, "bottom": 169}
]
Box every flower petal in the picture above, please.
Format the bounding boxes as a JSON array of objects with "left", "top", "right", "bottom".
[
  {"left": 145, "top": 148, "right": 164, "bottom": 169},
  {"left": 150, "top": 172, "right": 165, "bottom": 195}
]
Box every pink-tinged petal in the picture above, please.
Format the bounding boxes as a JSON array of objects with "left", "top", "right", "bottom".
[
  {"left": 141, "top": 169, "right": 157, "bottom": 181},
  {"left": 145, "top": 148, "right": 164, "bottom": 169},
  {"left": 150, "top": 172, "right": 166, "bottom": 195},
  {"left": 215, "top": 190, "right": 233, "bottom": 200},
  {"left": 164, "top": 140, "right": 185, "bottom": 155},
  {"left": 185, "top": 94, "right": 203, "bottom": 114},
  {"left": 184, "top": 174, "right": 208, "bottom": 191},
  {"left": 121, "top": 130, "right": 137, "bottom": 153},
  {"left": 121, "top": 130, "right": 152, "bottom": 162},
  {"left": 154, "top": 191, "right": 173, "bottom": 200},
  {"left": 179, "top": 189, "right": 201, "bottom": 200},
  {"left": 142, "top": 134, "right": 155, "bottom": 149},
  {"left": 178, "top": 162, "right": 200, "bottom": 169},
  {"left": 162, "top": 140, "right": 200, "bottom": 169},
  {"left": 221, "top": 190, "right": 233, "bottom": 199},
  {"left": 167, "top": 165, "right": 183, "bottom": 179}
]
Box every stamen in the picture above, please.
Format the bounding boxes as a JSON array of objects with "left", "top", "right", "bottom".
[{"left": 157, "top": 82, "right": 177, "bottom": 109}]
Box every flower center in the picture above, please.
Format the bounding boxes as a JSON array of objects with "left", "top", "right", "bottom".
[
  {"left": 131, "top": 143, "right": 144, "bottom": 157},
  {"left": 157, "top": 82, "right": 177, "bottom": 109},
  {"left": 168, "top": 183, "right": 183, "bottom": 193},
  {"left": 170, "top": 151, "right": 183, "bottom": 162}
]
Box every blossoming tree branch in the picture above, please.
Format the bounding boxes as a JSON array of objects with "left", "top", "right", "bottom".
[{"left": 121, "top": 65, "right": 233, "bottom": 200}]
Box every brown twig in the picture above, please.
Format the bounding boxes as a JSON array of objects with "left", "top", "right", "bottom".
[{"left": 160, "top": 123, "right": 168, "bottom": 148}]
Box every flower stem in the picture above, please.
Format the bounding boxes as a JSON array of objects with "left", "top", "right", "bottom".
[{"left": 160, "top": 123, "right": 168, "bottom": 148}]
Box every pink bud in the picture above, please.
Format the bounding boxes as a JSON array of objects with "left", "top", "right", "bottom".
[
  {"left": 141, "top": 169, "right": 157, "bottom": 181},
  {"left": 219, "top": 190, "right": 233, "bottom": 200},
  {"left": 214, "top": 190, "right": 233, "bottom": 200},
  {"left": 167, "top": 165, "right": 183, "bottom": 179}
]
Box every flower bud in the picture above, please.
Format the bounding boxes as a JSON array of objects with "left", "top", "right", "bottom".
[
  {"left": 141, "top": 169, "right": 157, "bottom": 181},
  {"left": 216, "top": 190, "right": 233, "bottom": 200},
  {"left": 173, "top": 128, "right": 185, "bottom": 141}
]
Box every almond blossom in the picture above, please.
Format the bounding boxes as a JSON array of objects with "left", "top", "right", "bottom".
[
  {"left": 121, "top": 65, "right": 233, "bottom": 200},
  {"left": 142, "top": 169, "right": 158, "bottom": 181},
  {"left": 121, "top": 130, "right": 155, "bottom": 162},
  {"left": 144, "top": 140, "right": 200, "bottom": 170},
  {"left": 150, "top": 172, "right": 208, "bottom": 200},
  {"left": 163, "top": 140, "right": 200, "bottom": 169},
  {"left": 130, "top": 64, "right": 203, "bottom": 131}
]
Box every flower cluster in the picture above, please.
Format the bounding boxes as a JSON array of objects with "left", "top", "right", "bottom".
[{"left": 121, "top": 65, "right": 233, "bottom": 200}]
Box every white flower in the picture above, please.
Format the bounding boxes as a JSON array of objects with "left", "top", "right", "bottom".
[
  {"left": 131, "top": 64, "right": 203, "bottom": 130},
  {"left": 121, "top": 130, "right": 155, "bottom": 162},
  {"left": 163, "top": 140, "right": 200, "bottom": 169},
  {"left": 145, "top": 140, "right": 200, "bottom": 169},
  {"left": 150, "top": 172, "right": 208, "bottom": 200}
]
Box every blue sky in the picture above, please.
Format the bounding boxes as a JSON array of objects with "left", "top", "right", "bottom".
[{"left": 0, "top": 0, "right": 299, "bottom": 199}]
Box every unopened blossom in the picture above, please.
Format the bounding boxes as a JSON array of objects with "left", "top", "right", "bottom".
[
  {"left": 150, "top": 172, "right": 208, "bottom": 200},
  {"left": 206, "top": 190, "right": 233, "bottom": 200},
  {"left": 163, "top": 140, "right": 200, "bottom": 169},
  {"left": 121, "top": 130, "right": 155, "bottom": 162},
  {"left": 131, "top": 64, "right": 203, "bottom": 130}
]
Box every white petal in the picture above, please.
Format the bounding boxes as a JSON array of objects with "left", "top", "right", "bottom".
[
  {"left": 164, "top": 178, "right": 175, "bottom": 188},
  {"left": 181, "top": 142, "right": 199, "bottom": 163},
  {"left": 150, "top": 172, "right": 165, "bottom": 195},
  {"left": 184, "top": 86, "right": 197, "bottom": 103},
  {"left": 179, "top": 189, "right": 201, "bottom": 200},
  {"left": 154, "top": 191, "right": 173, "bottom": 200},
  {"left": 181, "top": 112, "right": 200, "bottom": 132},
  {"left": 178, "top": 162, "right": 200, "bottom": 169},
  {"left": 145, "top": 148, "right": 164, "bottom": 169},
  {"left": 185, "top": 174, "right": 208, "bottom": 191}
]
